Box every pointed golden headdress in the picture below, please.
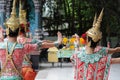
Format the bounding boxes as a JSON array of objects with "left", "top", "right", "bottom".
[
  {"left": 4, "top": 0, "right": 20, "bottom": 35},
  {"left": 19, "top": 0, "right": 29, "bottom": 33},
  {"left": 86, "top": 9, "right": 104, "bottom": 42}
]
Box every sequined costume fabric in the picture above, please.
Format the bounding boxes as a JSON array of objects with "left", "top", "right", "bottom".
[
  {"left": 0, "top": 41, "right": 38, "bottom": 80},
  {"left": 71, "top": 46, "right": 111, "bottom": 80}
]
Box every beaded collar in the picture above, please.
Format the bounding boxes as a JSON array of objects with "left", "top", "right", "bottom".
[
  {"left": 0, "top": 41, "right": 23, "bottom": 49},
  {"left": 78, "top": 46, "right": 107, "bottom": 64}
]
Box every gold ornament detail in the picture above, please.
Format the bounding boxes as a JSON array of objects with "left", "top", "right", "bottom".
[
  {"left": 86, "top": 8, "right": 104, "bottom": 42},
  {"left": 19, "top": 0, "right": 29, "bottom": 32},
  {"left": 4, "top": 0, "right": 19, "bottom": 35}
]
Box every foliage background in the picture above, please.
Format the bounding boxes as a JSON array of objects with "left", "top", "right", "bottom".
[{"left": 41, "top": 0, "right": 120, "bottom": 46}]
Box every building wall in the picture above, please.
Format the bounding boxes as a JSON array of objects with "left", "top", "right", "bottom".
[
  {"left": 0, "top": 0, "right": 7, "bottom": 29},
  {"left": 0, "top": 0, "right": 42, "bottom": 35}
]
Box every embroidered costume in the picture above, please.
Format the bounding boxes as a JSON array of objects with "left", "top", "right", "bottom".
[
  {"left": 72, "top": 46, "right": 111, "bottom": 80},
  {"left": 0, "top": 41, "right": 39, "bottom": 80},
  {"left": 17, "top": 29, "right": 37, "bottom": 80},
  {"left": 71, "top": 9, "right": 112, "bottom": 80},
  {"left": 0, "top": 0, "right": 40, "bottom": 80}
]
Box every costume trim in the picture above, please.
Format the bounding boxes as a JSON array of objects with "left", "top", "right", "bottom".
[{"left": 78, "top": 47, "right": 107, "bottom": 64}]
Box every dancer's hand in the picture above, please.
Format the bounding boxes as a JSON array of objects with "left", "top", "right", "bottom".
[
  {"left": 57, "top": 31, "right": 62, "bottom": 44},
  {"left": 39, "top": 32, "right": 62, "bottom": 48},
  {"left": 74, "top": 33, "right": 79, "bottom": 44}
]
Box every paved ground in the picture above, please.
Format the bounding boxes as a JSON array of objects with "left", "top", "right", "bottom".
[
  {"left": 35, "top": 63, "right": 120, "bottom": 80},
  {"left": 109, "top": 64, "right": 120, "bottom": 80}
]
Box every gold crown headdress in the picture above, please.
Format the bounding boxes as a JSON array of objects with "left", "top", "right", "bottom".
[
  {"left": 19, "top": 0, "right": 29, "bottom": 33},
  {"left": 4, "top": 0, "right": 20, "bottom": 35},
  {"left": 86, "top": 9, "right": 104, "bottom": 42}
]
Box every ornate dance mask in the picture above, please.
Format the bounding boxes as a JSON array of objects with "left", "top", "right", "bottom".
[
  {"left": 19, "top": 0, "right": 29, "bottom": 33},
  {"left": 86, "top": 9, "right": 104, "bottom": 42},
  {"left": 4, "top": 0, "right": 19, "bottom": 35}
]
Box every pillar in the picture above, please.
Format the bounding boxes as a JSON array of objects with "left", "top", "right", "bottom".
[
  {"left": 0, "top": 0, "right": 7, "bottom": 29},
  {"left": 30, "top": 0, "right": 42, "bottom": 69},
  {"left": 32, "top": 0, "right": 42, "bottom": 35}
]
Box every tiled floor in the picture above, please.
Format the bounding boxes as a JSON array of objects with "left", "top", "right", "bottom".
[{"left": 35, "top": 63, "right": 120, "bottom": 80}]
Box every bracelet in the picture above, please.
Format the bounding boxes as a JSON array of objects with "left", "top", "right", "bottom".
[
  {"left": 74, "top": 44, "right": 79, "bottom": 48},
  {"left": 36, "top": 40, "right": 43, "bottom": 47},
  {"left": 54, "top": 41, "right": 59, "bottom": 47}
]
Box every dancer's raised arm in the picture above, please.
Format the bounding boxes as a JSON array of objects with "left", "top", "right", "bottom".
[
  {"left": 108, "top": 47, "right": 120, "bottom": 54},
  {"left": 40, "top": 31, "right": 62, "bottom": 48}
]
